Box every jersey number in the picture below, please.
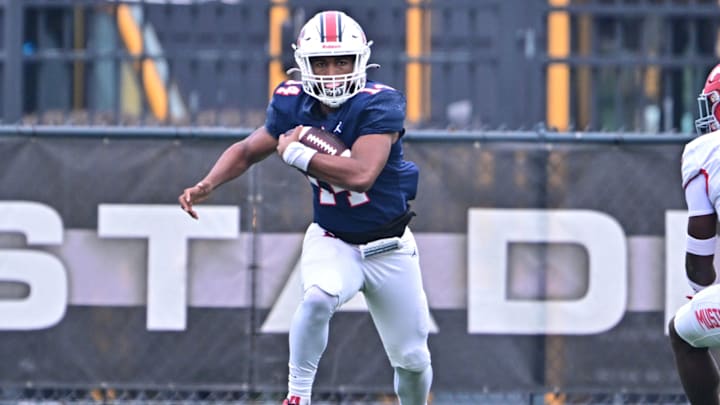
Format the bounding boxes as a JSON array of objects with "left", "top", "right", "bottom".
[
  {"left": 308, "top": 176, "right": 369, "bottom": 207},
  {"left": 275, "top": 85, "right": 301, "bottom": 96}
]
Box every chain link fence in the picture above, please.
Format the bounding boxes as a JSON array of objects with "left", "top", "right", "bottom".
[{"left": 0, "top": 126, "right": 703, "bottom": 404}]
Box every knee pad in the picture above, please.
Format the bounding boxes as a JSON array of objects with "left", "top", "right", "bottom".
[
  {"left": 389, "top": 346, "right": 431, "bottom": 372},
  {"left": 300, "top": 286, "right": 338, "bottom": 321}
]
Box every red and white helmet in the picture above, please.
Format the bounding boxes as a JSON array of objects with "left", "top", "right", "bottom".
[
  {"left": 696, "top": 63, "right": 720, "bottom": 135},
  {"left": 291, "top": 11, "right": 372, "bottom": 108}
]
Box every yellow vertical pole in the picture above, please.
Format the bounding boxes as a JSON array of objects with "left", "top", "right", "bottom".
[
  {"left": 117, "top": 4, "right": 168, "bottom": 121},
  {"left": 546, "top": 0, "right": 570, "bottom": 131},
  {"left": 545, "top": 2, "right": 570, "bottom": 400},
  {"left": 406, "top": 0, "right": 424, "bottom": 124},
  {"left": 269, "top": 0, "right": 289, "bottom": 100}
]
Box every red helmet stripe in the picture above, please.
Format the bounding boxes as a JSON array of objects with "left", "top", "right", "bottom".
[{"left": 321, "top": 11, "right": 341, "bottom": 42}]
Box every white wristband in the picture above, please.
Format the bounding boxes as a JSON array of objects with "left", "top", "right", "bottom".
[
  {"left": 282, "top": 141, "right": 317, "bottom": 172},
  {"left": 687, "top": 235, "right": 717, "bottom": 256}
]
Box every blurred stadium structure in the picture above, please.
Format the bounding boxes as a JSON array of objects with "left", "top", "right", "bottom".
[
  {"left": 2, "top": 0, "right": 720, "bottom": 404},
  {"left": 1, "top": 0, "right": 719, "bottom": 131}
]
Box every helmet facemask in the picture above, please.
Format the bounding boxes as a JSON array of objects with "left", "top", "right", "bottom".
[
  {"left": 696, "top": 64, "right": 720, "bottom": 135},
  {"left": 293, "top": 48, "right": 371, "bottom": 108},
  {"left": 695, "top": 90, "right": 720, "bottom": 135}
]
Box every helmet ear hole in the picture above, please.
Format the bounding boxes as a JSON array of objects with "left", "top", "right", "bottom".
[
  {"left": 712, "top": 102, "right": 720, "bottom": 131},
  {"left": 707, "top": 91, "right": 720, "bottom": 131}
]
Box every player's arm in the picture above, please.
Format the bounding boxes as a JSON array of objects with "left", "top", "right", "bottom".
[
  {"left": 684, "top": 175, "right": 718, "bottom": 292},
  {"left": 179, "top": 126, "right": 278, "bottom": 219},
  {"left": 277, "top": 127, "right": 399, "bottom": 192},
  {"left": 686, "top": 214, "right": 717, "bottom": 289},
  {"left": 309, "top": 132, "right": 399, "bottom": 191}
]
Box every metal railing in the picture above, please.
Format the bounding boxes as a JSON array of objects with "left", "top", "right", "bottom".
[{"left": 0, "top": 124, "right": 697, "bottom": 145}]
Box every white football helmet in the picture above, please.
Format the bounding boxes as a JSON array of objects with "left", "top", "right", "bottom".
[
  {"left": 290, "top": 10, "right": 374, "bottom": 108},
  {"left": 696, "top": 63, "right": 720, "bottom": 135}
]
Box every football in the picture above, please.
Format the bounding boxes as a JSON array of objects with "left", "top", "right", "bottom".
[{"left": 298, "top": 126, "right": 351, "bottom": 157}]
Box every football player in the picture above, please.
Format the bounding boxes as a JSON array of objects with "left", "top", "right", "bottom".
[
  {"left": 669, "top": 63, "right": 720, "bottom": 405},
  {"left": 178, "top": 10, "right": 432, "bottom": 405}
]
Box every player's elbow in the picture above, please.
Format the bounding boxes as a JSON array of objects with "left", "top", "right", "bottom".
[
  {"left": 346, "top": 172, "right": 376, "bottom": 192},
  {"left": 687, "top": 254, "right": 717, "bottom": 285}
]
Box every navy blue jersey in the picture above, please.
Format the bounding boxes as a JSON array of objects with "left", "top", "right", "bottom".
[{"left": 265, "top": 80, "right": 419, "bottom": 234}]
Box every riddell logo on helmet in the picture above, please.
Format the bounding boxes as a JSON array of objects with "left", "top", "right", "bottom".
[{"left": 322, "top": 44, "right": 342, "bottom": 48}]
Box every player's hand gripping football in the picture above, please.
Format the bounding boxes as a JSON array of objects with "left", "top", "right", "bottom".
[
  {"left": 276, "top": 125, "right": 302, "bottom": 157},
  {"left": 178, "top": 181, "right": 212, "bottom": 220}
]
